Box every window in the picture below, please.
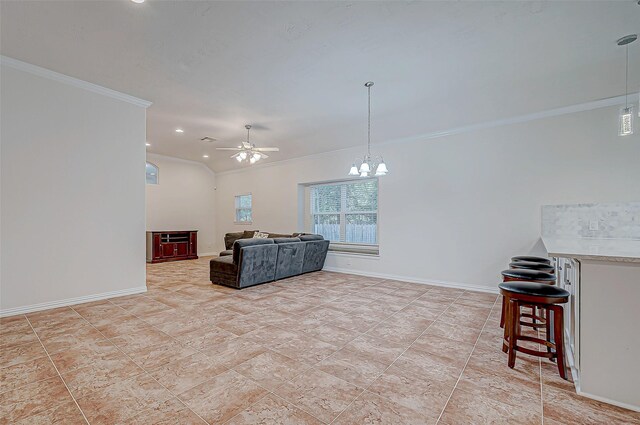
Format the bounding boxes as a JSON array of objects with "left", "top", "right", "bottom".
[
  {"left": 310, "top": 179, "right": 378, "bottom": 254},
  {"left": 235, "top": 194, "right": 252, "bottom": 224},
  {"left": 146, "top": 162, "right": 158, "bottom": 184}
]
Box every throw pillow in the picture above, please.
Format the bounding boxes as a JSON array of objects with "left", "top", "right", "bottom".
[{"left": 253, "top": 231, "right": 270, "bottom": 239}]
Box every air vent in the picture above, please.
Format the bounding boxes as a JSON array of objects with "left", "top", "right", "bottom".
[{"left": 200, "top": 137, "right": 217, "bottom": 143}]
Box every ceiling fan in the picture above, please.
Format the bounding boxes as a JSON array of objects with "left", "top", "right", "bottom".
[{"left": 216, "top": 124, "right": 279, "bottom": 164}]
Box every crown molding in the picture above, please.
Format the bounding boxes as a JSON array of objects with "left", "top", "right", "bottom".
[
  {"left": 0, "top": 55, "right": 152, "bottom": 108},
  {"left": 215, "top": 93, "right": 635, "bottom": 177},
  {"left": 146, "top": 152, "right": 216, "bottom": 177}
]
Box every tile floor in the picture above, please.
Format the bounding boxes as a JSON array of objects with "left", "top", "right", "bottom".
[{"left": 2, "top": 257, "right": 639, "bottom": 424}]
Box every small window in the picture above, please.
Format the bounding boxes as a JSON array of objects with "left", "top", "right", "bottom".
[
  {"left": 146, "top": 162, "right": 158, "bottom": 185},
  {"left": 235, "top": 194, "right": 252, "bottom": 224}
]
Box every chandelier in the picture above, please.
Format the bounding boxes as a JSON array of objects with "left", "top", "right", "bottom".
[{"left": 348, "top": 82, "right": 388, "bottom": 177}]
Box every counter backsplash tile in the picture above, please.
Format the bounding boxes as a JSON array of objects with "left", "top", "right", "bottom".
[{"left": 542, "top": 202, "right": 640, "bottom": 240}]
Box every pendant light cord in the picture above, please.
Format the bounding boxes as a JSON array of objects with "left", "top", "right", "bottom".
[
  {"left": 625, "top": 44, "right": 629, "bottom": 108},
  {"left": 367, "top": 84, "right": 371, "bottom": 157}
]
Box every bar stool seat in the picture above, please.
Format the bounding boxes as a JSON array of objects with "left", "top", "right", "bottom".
[
  {"left": 511, "top": 255, "right": 551, "bottom": 265},
  {"left": 499, "top": 281, "right": 567, "bottom": 297},
  {"left": 499, "top": 281, "right": 570, "bottom": 379},
  {"left": 501, "top": 269, "right": 556, "bottom": 282},
  {"left": 509, "top": 261, "right": 555, "bottom": 274}
]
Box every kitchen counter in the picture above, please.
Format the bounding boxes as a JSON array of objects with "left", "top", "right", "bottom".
[{"left": 542, "top": 237, "right": 640, "bottom": 263}]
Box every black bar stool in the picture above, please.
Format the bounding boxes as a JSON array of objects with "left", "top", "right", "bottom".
[
  {"left": 499, "top": 281, "right": 570, "bottom": 379},
  {"left": 511, "top": 255, "right": 551, "bottom": 265},
  {"left": 500, "top": 269, "right": 556, "bottom": 328}
]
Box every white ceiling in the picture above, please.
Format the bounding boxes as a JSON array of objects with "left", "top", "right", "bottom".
[{"left": 1, "top": 1, "right": 638, "bottom": 172}]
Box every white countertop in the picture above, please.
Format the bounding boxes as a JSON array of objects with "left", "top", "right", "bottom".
[{"left": 542, "top": 237, "right": 640, "bottom": 263}]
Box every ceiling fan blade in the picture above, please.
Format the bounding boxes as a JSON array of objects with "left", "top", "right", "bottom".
[
  {"left": 216, "top": 147, "right": 242, "bottom": 151},
  {"left": 253, "top": 147, "right": 279, "bottom": 152},
  {"left": 258, "top": 153, "right": 269, "bottom": 159},
  {"left": 230, "top": 153, "right": 241, "bottom": 159}
]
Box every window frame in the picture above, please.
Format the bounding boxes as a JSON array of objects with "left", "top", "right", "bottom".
[
  {"left": 309, "top": 178, "right": 379, "bottom": 256},
  {"left": 234, "top": 193, "right": 253, "bottom": 225},
  {"left": 145, "top": 161, "right": 159, "bottom": 185}
]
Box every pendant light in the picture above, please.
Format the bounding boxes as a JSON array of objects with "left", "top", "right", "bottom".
[
  {"left": 617, "top": 34, "right": 637, "bottom": 136},
  {"left": 348, "top": 82, "right": 388, "bottom": 177}
]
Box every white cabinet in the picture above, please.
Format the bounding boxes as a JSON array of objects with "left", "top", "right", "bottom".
[{"left": 555, "top": 257, "right": 580, "bottom": 374}]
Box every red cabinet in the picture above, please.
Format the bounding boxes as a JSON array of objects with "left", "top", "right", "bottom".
[{"left": 146, "top": 231, "right": 198, "bottom": 263}]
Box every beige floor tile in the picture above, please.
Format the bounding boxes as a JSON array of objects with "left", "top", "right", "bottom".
[
  {"left": 423, "top": 319, "right": 481, "bottom": 345},
  {"left": 126, "top": 397, "right": 206, "bottom": 424},
  {"left": 179, "top": 369, "right": 268, "bottom": 423},
  {"left": 0, "top": 376, "right": 70, "bottom": 422},
  {"left": 75, "top": 373, "right": 173, "bottom": 425},
  {"left": 226, "top": 393, "right": 322, "bottom": 425},
  {"left": 0, "top": 340, "right": 48, "bottom": 369},
  {"left": 317, "top": 347, "right": 389, "bottom": 387},
  {"left": 0, "top": 356, "right": 58, "bottom": 393},
  {"left": 233, "top": 350, "right": 309, "bottom": 391},
  {"left": 333, "top": 390, "right": 438, "bottom": 425},
  {"left": 149, "top": 352, "right": 227, "bottom": 395},
  {"left": 274, "top": 368, "right": 363, "bottom": 423},
  {"left": 12, "top": 399, "right": 86, "bottom": 425},
  {"left": 366, "top": 364, "right": 454, "bottom": 418},
  {"left": 439, "top": 387, "right": 542, "bottom": 425}
]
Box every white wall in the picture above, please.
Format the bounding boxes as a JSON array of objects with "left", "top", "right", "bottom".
[
  {"left": 0, "top": 60, "right": 148, "bottom": 315},
  {"left": 214, "top": 105, "right": 640, "bottom": 292},
  {"left": 145, "top": 153, "right": 217, "bottom": 255}
]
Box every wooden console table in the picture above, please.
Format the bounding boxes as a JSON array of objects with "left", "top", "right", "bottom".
[{"left": 146, "top": 230, "right": 198, "bottom": 263}]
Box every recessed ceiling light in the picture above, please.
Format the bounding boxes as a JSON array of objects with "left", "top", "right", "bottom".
[
  {"left": 175, "top": 128, "right": 184, "bottom": 133},
  {"left": 145, "top": 142, "right": 151, "bottom": 147},
  {"left": 131, "top": 0, "right": 145, "bottom": 3},
  {"left": 202, "top": 154, "right": 209, "bottom": 158}
]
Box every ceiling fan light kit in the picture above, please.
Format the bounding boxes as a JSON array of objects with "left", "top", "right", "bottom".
[
  {"left": 218, "top": 124, "right": 279, "bottom": 165},
  {"left": 348, "top": 81, "right": 388, "bottom": 177}
]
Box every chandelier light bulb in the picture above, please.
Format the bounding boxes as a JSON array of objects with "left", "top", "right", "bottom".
[
  {"left": 252, "top": 153, "right": 261, "bottom": 161},
  {"left": 239, "top": 152, "right": 247, "bottom": 160},
  {"left": 349, "top": 164, "right": 359, "bottom": 176},
  {"left": 359, "top": 161, "right": 370, "bottom": 173},
  {"left": 360, "top": 171, "right": 369, "bottom": 177},
  {"left": 375, "top": 160, "right": 389, "bottom": 176}
]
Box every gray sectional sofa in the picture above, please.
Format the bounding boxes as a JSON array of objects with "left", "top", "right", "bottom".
[{"left": 210, "top": 234, "right": 330, "bottom": 289}]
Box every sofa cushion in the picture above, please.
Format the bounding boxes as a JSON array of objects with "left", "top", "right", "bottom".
[
  {"left": 210, "top": 255, "right": 237, "bottom": 275},
  {"left": 242, "top": 230, "right": 259, "bottom": 239},
  {"left": 219, "top": 250, "right": 232, "bottom": 257},
  {"left": 224, "top": 231, "right": 244, "bottom": 250},
  {"left": 274, "top": 241, "right": 305, "bottom": 280},
  {"left": 299, "top": 234, "right": 324, "bottom": 241},
  {"left": 233, "top": 238, "right": 274, "bottom": 264},
  {"left": 273, "top": 237, "right": 301, "bottom": 244},
  {"left": 302, "top": 239, "right": 330, "bottom": 273}
]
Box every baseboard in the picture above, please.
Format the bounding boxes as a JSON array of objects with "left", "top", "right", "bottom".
[
  {"left": 322, "top": 266, "right": 498, "bottom": 294},
  {"left": 0, "top": 286, "right": 148, "bottom": 318},
  {"left": 575, "top": 389, "right": 640, "bottom": 413}
]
